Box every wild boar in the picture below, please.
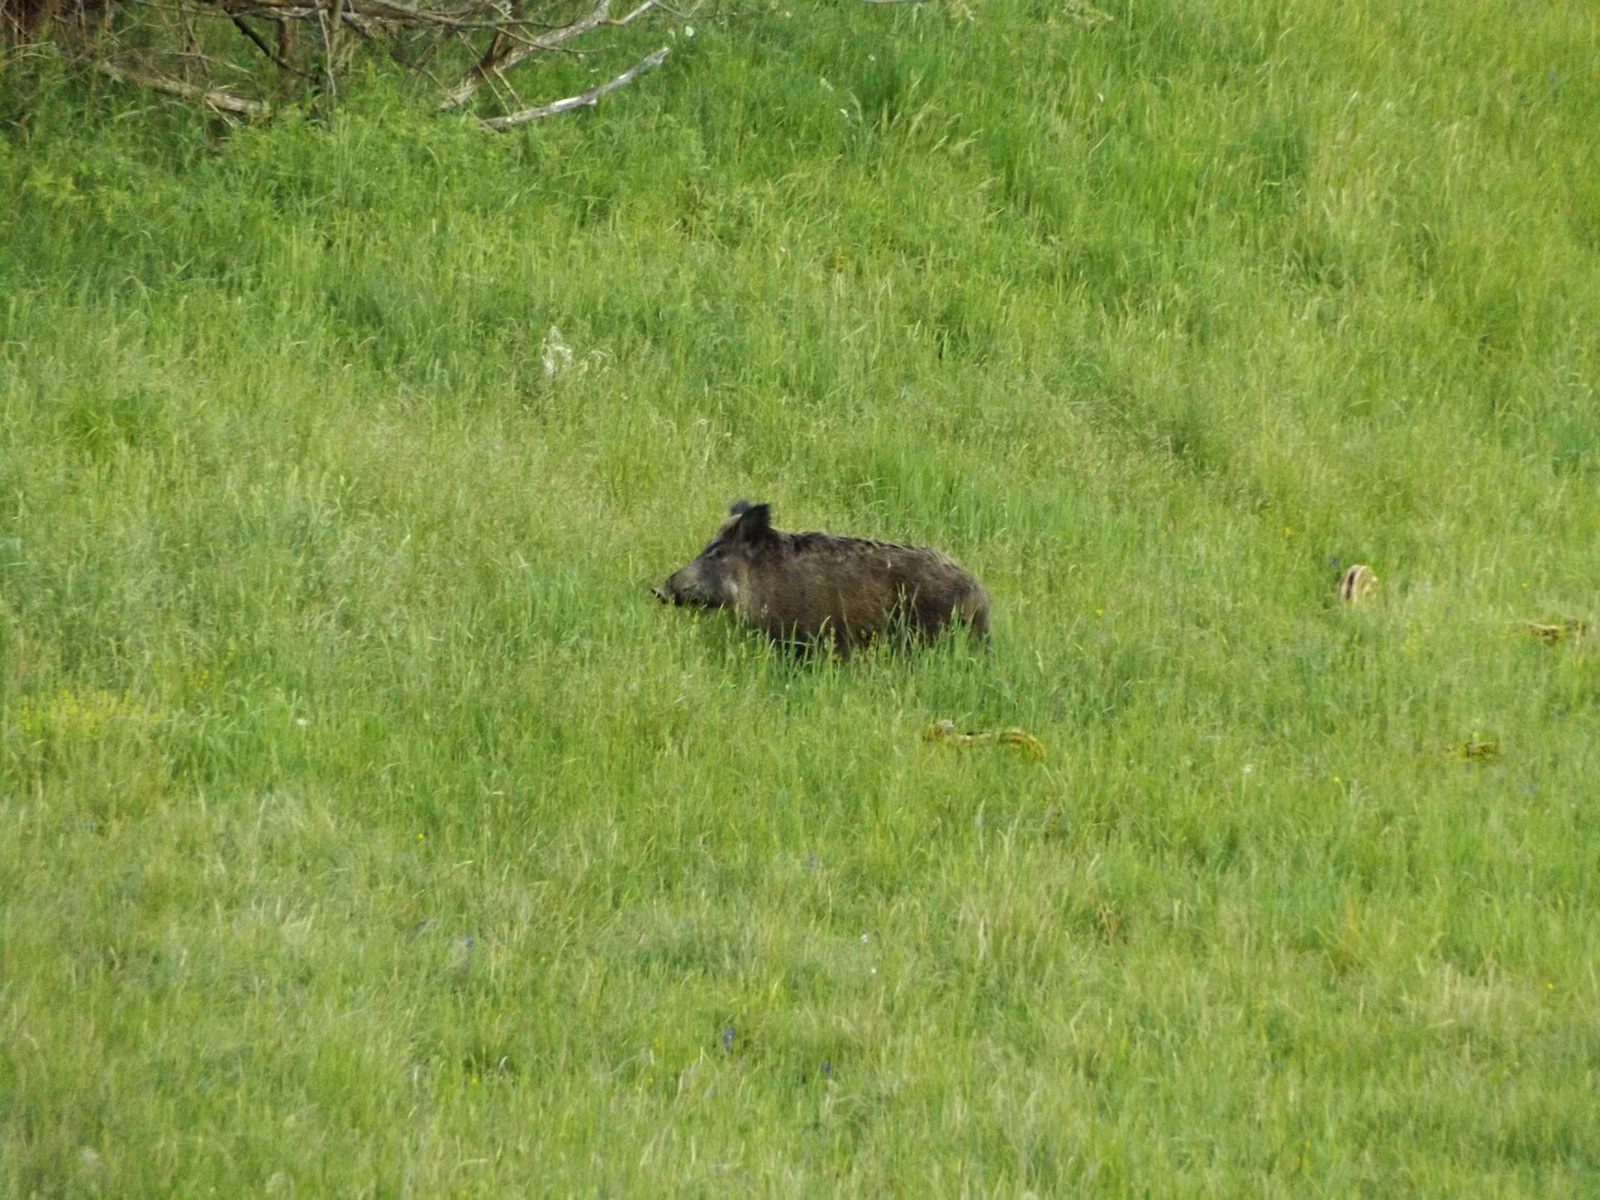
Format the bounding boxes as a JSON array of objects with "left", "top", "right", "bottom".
[{"left": 653, "top": 500, "right": 990, "bottom": 656}]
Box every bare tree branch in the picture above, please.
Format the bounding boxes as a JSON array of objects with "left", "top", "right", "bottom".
[
  {"left": 471, "top": 0, "right": 519, "bottom": 102},
  {"left": 215, "top": 4, "right": 318, "bottom": 77},
  {"left": 71, "top": 0, "right": 676, "bottom": 128},
  {"left": 215, "top": 0, "right": 626, "bottom": 33},
  {"left": 438, "top": 0, "right": 607, "bottom": 109},
  {"left": 315, "top": 0, "right": 335, "bottom": 92},
  {"left": 222, "top": 0, "right": 489, "bottom": 20},
  {"left": 480, "top": 41, "right": 663, "bottom": 128},
  {"left": 606, "top": 0, "right": 653, "bottom": 24},
  {"left": 325, "top": 0, "right": 348, "bottom": 92},
  {"left": 96, "top": 57, "right": 271, "bottom": 112}
]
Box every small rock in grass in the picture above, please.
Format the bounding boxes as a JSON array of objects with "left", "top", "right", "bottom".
[
  {"left": 923, "top": 719, "right": 1044, "bottom": 760},
  {"left": 1337, "top": 564, "right": 1379, "bottom": 604},
  {"left": 1521, "top": 618, "right": 1588, "bottom": 644}
]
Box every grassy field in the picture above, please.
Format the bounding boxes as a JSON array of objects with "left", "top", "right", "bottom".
[{"left": 4, "top": 0, "right": 1600, "bottom": 1192}]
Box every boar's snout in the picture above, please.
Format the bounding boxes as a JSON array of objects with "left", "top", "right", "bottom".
[{"left": 655, "top": 562, "right": 727, "bottom": 608}]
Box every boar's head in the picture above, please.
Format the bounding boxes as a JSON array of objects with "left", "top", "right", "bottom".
[{"left": 653, "top": 500, "right": 775, "bottom": 609}]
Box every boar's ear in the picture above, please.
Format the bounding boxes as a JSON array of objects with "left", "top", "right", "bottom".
[
  {"left": 731, "top": 502, "right": 772, "bottom": 543},
  {"left": 728, "top": 499, "right": 752, "bottom": 517}
]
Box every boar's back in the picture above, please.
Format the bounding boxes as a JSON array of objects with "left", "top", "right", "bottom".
[{"left": 741, "top": 531, "right": 988, "bottom": 650}]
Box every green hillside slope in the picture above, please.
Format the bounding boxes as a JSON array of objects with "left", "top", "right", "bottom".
[{"left": 3, "top": 0, "right": 1599, "bottom": 1192}]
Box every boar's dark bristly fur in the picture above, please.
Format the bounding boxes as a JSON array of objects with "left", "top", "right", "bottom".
[{"left": 653, "top": 500, "right": 990, "bottom": 657}]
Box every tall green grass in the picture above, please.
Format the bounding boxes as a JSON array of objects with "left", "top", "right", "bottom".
[{"left": 4, "top": 0, "right": 1600, "bottom": 1192}]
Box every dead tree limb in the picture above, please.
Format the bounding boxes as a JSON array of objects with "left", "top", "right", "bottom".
[
  {"left": 607, "top": 0, "right": 655, "bottom": 24},
  {"left": 96, "top": 57, "right": 271, "bottom": 111},
  {"left": 438, "top": 0, "right": 607, "bottom": 109},
  {"left": 63, "top": 0, "right": 677, "bottom": 127},
  {"left": 479, "top": 41, "right": 664, "bottom": 127},
  {"left": 322, "top": 0, "right": 346, "bottom": 92},
  {"left": 217, "top": 6, "right": 317, "bottom": 76}
]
